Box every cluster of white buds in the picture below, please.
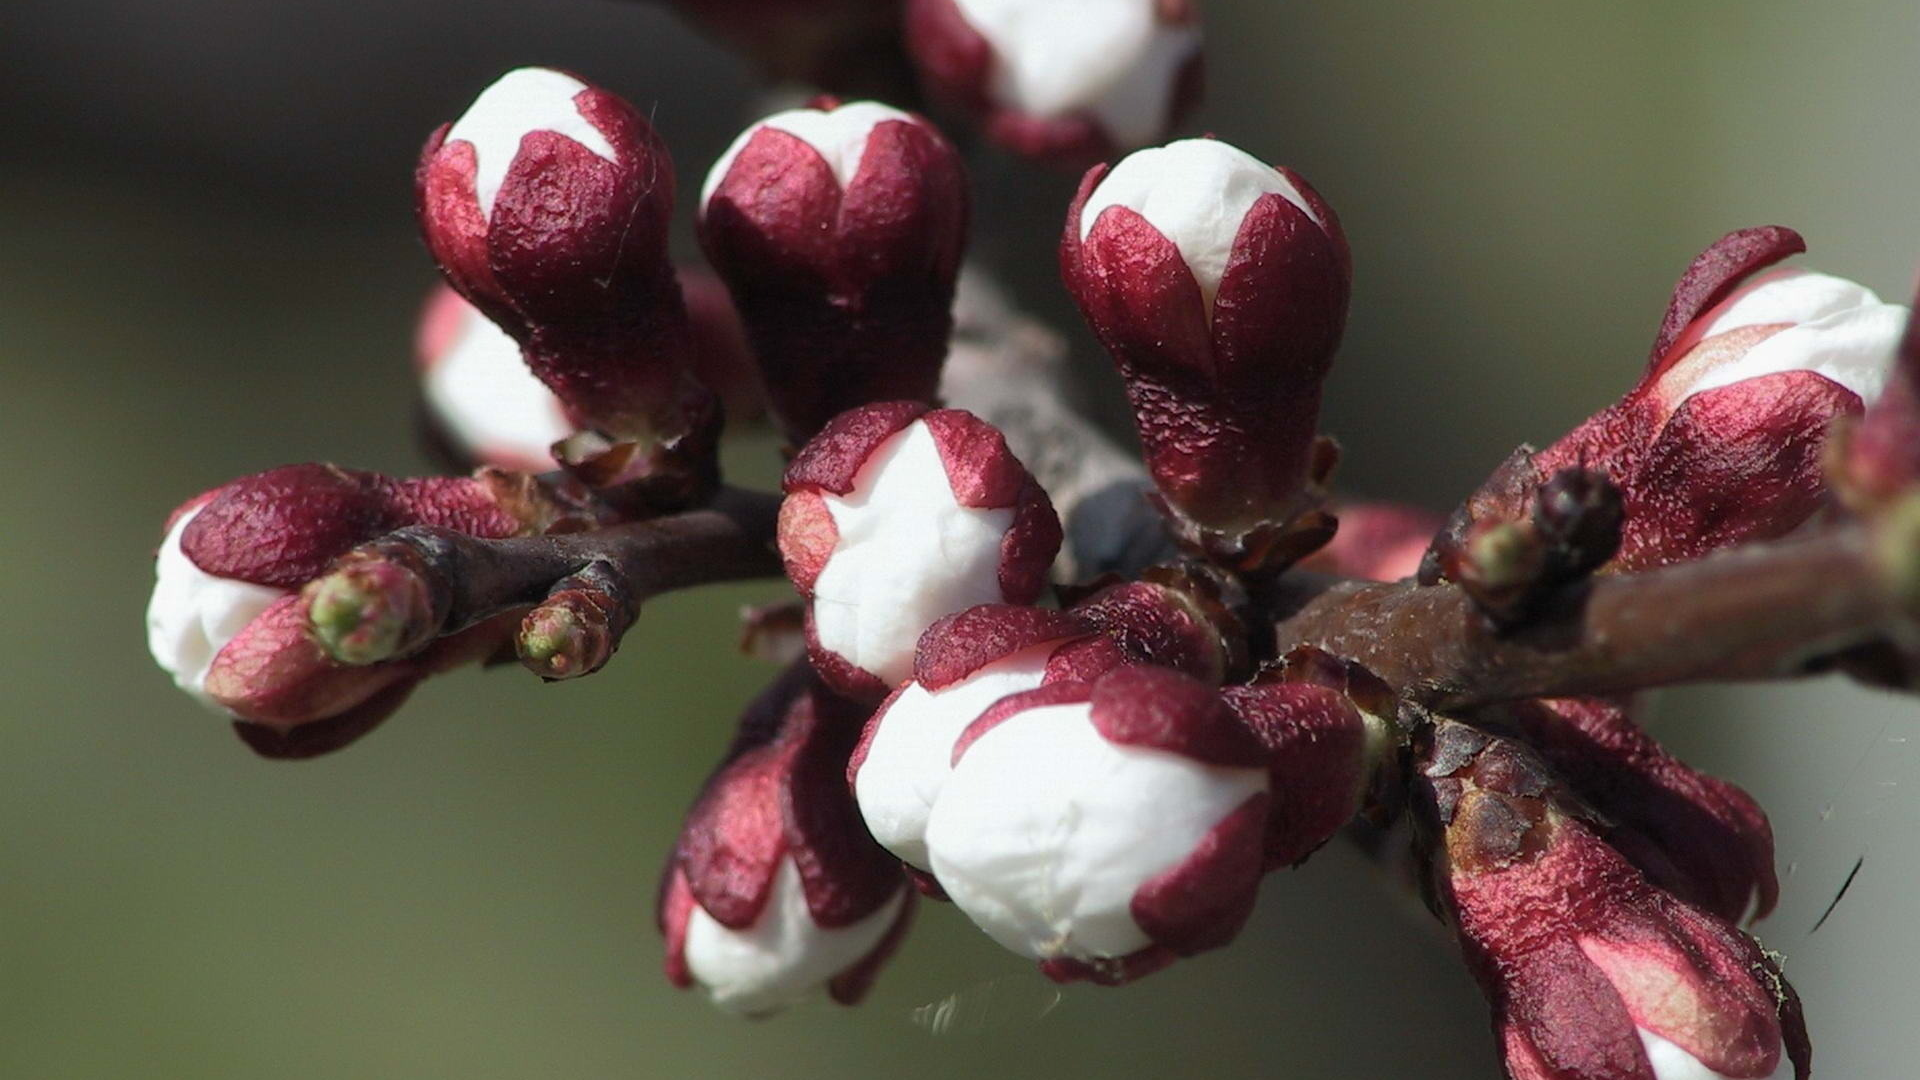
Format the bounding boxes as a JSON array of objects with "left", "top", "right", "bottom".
[{"left": 139, "top": 0, "right": 1918, "bottom": 1067}]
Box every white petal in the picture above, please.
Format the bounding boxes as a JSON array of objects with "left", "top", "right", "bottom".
[
  {"left": 810, "top": 421, "right": 1016, "bottom": 687},
  {"left": 1080, "top": 138, "right": 1317, "bottom": 313},
  {"left": 1704, "top": 269, "right": 1886, "bottom": 339},
  {"left": 1683, "top": 301, "right": 1908, "bottom": 406},
  {"left": 145, "top": 510, "right": 287, "bottom": 710},
  {"left": 853, "top": 645, "right": 1054, "bottom": 868},
  {"left": 956, "top": 0, "right": 1199, "bottom": 148},
  {"left": 1637, "top": 1028, "right": 1792, "bottom": 1080},
  {"left": 681, "top": 858, "right": 905, "bottom": 1017},
  {"left": 925, "top": 702, "right": 1266, "bottom": 962},
  {"left": 423, "top": 300, "right": 571, "bottom": 467},
  {"left": 444, "top": 67, "right": 618, "bottom": 219},
  {"left": 701, "top": 100, "right": 914, "bottom": 212}
]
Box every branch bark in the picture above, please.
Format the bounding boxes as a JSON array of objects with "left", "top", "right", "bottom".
[
  {"left": 1265, "top": 519, "right": 1910, "bottom": 709},
  {"left": 307, "top": 486, "right": 785, "bottom": 668}
]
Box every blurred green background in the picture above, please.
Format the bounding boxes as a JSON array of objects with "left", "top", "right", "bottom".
[{"left": 3, "top": 2, "right": 1918, "bottom": 1076}]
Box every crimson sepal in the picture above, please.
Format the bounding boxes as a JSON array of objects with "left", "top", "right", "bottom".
[
  {"left": 1061, "top": 159, "right": 1350, "bottom": 568},
  {"left": 700, "top": 108, "right": 967, "bottom": 446},
  {"left": 1539, "top": 371, "right": 1854, "bottom": 571},
  {"left": 1128, "top": 792, "right": 1270, "bottom": 957},
  {"left": 220, "top": 610, "right": 519, "bottom": 753},
  {"left": 912, "top": 604, "right": 1095, "bottom": 690},
  {"left": 1068, "top": 579, "right": 1232, "bottom": 683},
  {"left": 1088, "top": 665, "right": 1270, "bottom": 768},
  {"left": 674, "top": 662, "right": 904, "bottom": 932},
  {"left": 1413, "top": 721, "right": 1810, "bottom": 1080},
  {"left": 1505, "top": 697, "right": 1779, "bottom": 924},
  {"left": 1647, "top": 226, "right": 1806, "bottom": 373},
  {"left": 178, "top": 464, "right": 522, "bottom": 588},
  {"left": 1222, "top": 682, "right": 1371, "bottom": 869}
]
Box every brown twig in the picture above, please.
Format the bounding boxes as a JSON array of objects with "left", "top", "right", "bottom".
[
  {"left": 1264, "top": 518, "right": 1911, "bottom": 710},
  {"left": 306, "top": 486, "right": 784, "bottom": 667}
]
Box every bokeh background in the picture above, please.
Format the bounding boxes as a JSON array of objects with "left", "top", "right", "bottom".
[{"left": 4, "top": 2, "right": 1918, "bottom": 1076}]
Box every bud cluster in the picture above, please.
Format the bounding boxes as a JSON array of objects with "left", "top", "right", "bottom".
[{"left": 134, "top": 9, "right": 1920, "bottom": 1074}]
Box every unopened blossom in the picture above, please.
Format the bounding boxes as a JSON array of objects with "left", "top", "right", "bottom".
[
  {"left": 1506, "top": 697, "right": 1779, "bottom": 925},
  {"left": 699, "top": 98, "right": 967, "bottom": 445},
  {"left": 924, "top": 666, "right": 1270, "bottom": 985},
  {"left": 418, "top": 67, "right": 712, "bottom": 447},
  {"left": 1532, "top": 227, "right": 1908, "bottom": 570},
  {"left": 414, "top": 284, "right": 575, "bottom": 472},
  {"left": 778, "top": 402, "right": 1061, "bottom": 698},
  {"left": 660, "top": 664, "right": 912, "bottom": 1015},
  {"left": 145, "top": 464, "right": 534, "bottom": 755},
  {"left": 1063, "top": 137, "right": 1351, "bottom": 564},
  {"left": 851, "top": 605, "right": 1125, "bottom": 872},
  {"left": 1414, "top": 721, "right": 1809, "bottom": 1080},
  {"left": 905, "top": 0, "right": 1202, "bottom": 165}
]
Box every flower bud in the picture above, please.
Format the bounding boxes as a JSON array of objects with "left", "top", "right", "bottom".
[
  {"left": 699, "top": 99, "right": 968, "bottom": 446},
  {"left": 418, "top": 67, "right": 712, "bottom": 449},
  {"left": 924, "top": 666, "right": 1270, "bottom": 985},
  {"left": 661, "top": 663, "right": 913, "bottom": 1015},
  {"left": 1534, "top": 228, "right": 1907, "bottom": 571},
  {"left": 145, "top": 465, "right": 532, "bottom": 750},
  {"left": 779, "top": 402, "right": 1062, "bottom": 698},
  {"left": 1506, "top": 697, "right": 1778, "bottom": 925},
  {"left": 414, "top": 284, "right": 575, "bottom": 472},
  {"left": 1063, "top": 137, "right": 1350, "bottom": 565},
  {"left": 1413, "top": 721, "right": 1809, "bottom": 1080},
  {"left": 851, "top": 605, "right": 1118, "bottom": 871},
  {"left": 905, "top": 0, "right": 1202, "bottom": 165}
]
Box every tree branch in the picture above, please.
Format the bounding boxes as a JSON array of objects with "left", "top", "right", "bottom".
[
  {"left": 306, "top": 486, "right": 784, "bottom": 671},
  {"left": 1264, "top": 518, "right": 1912, "bottom": 709}
]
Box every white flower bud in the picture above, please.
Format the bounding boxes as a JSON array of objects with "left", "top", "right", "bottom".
[
  {"left": 681, "top": 858, "right": 908, "bottom": 1017},
  {"left": 809, "top": 421, "right": 1017, "bottom": 686},
  {"left": 145, "top": 509, "right": 286, "bottom": 709},
  {"left": 700, "top": 100, "right": 914, "bottom": 211},
  {"left": 925, "top": 700, "right": 1266, "bottom": 962},
  {"left": 853, "top": 644, "right": 1054, "bottom": 868},
  {"left": 442, "top": 67, "right": 618, "bottom": 218},
  {"left": 955, "top": 0, "right": 1199, "bottom": 148},
  {"left": 1080, "top": 138, "right": 1320, "bottom": 313}
]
